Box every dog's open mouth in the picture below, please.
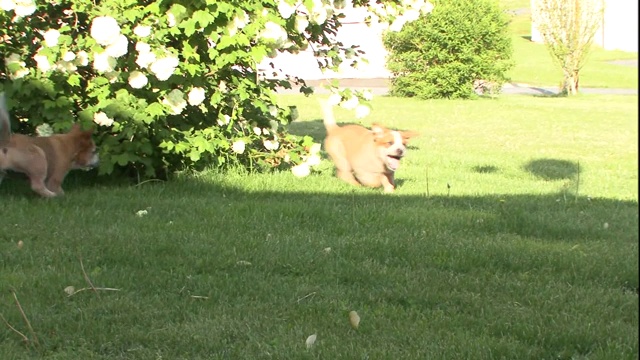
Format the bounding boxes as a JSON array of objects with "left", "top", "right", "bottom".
[{"left": 386, "top": 155, "right": 402, "bottom": 171}]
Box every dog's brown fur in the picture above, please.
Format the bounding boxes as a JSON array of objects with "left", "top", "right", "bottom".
[
  {"left": 0, "top": 97, "right": 99, "bottom": 197},
  {"left": 321, "top": 99, "right": 418, "bottom": 193}
]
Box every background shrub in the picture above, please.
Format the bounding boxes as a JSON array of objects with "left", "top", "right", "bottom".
[{"left": 383, "top": 0, "right": 514, "bottom": 99}]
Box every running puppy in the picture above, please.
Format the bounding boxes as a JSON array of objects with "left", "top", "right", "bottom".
[
  {"left": 320, "top": 99, "right": 418, "bottom": 193},
  {"left": 0, "top": 95, "right": 99, "bottom": 197}
]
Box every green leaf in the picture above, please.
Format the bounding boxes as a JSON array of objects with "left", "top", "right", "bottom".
[
  {"left": 216, "top": 35, "right": 236, "bottom": 50},
  {"left": 67, "top": 74, "right": 81, "bottom": 87},
  {"left": 145, "top": 103, "right": 166, "bottom": 120},
  {"left": 181, "top": 18, "right": 197, "bottom": 36},
  {"left": 250, "top": 46, "right": 268, "bottom": 63},
  {"left": 192, "top": 10, "right": 215, "bottom": 28}
]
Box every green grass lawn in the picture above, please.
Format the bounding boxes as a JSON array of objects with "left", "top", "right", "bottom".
[
  {"left": 502, "top": 2, "right": 639, "bottom": 88},
  {"left": 1, "top": 94, "right": 638, "bottom": 359}
]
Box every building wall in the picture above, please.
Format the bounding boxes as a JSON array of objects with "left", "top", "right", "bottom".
[
  {"left": 600, "top": 0, "right": 638, "bottom": 52},
  {"left": 531, "top": 0, "right": 639, "bottom": 52}
]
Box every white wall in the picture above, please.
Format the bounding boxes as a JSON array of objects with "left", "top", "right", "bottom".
[
  {"left": 600, "top": 0, "right": 638, "bottom": 51},
  {"left": 259, "top": 7, "right": 392, "bottom": 80},
  {"left": 531, "top": 0, "right": 639, "bottom": 52}
]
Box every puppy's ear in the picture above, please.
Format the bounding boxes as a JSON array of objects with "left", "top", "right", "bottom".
[
  {"left": 370, "top": 123, "right": 386, "bottom": 138},
  {"left": 401, "top": 130, "right": 419, "bottom": 140}
]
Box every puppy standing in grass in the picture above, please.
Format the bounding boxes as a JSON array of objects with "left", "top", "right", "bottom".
[
  {"left": 320, "top": 99, "right": 418, "bottom": 193},
  {"left": 0, "top": 95, "right": 100, "bottom": 197}
]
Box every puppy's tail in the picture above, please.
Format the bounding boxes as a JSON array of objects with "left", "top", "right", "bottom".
[
  {"left": 319, "top": 98, "right": 338, "bottom": 134},
  {"left": 0, "top": 93, "right": 11, "bottom": 146}
]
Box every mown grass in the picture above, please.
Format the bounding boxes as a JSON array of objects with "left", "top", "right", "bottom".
[
  {"left": 502, "top": 1, "right": 639, "bottom": 88},
  {"left": 1, "top": 94, "right": 638, "bottom": 359}
]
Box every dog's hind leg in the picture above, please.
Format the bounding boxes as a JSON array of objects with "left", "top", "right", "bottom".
[
  {"left": 45, "top": 170, "right": 67, "bottom": 196},
  {"left": 30, "top": 176, "right": 56, "bottom": 197},
  {"left": 21, "top": 146, "right": 57, "bottom": 197},
  {"left": 325, "top": 140, "right": 360, "bottom": 186}
]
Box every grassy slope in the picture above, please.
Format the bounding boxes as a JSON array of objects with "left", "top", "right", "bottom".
[{"left": 1, "top": 94, "right": 637, "bottom": 359}]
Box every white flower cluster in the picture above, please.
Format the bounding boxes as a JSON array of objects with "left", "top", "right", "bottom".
[
  {"left": 89, "top": 16, "right": 128, "bottom": 75},
  {"left": 227, "top": 11, "right": 249, "bottom": 36},
  {"left": 4, "top": 53, "right": 29, "bottom": 79},
  {"left": 187, "top": 87, "right": 206, "bottom": 106},
  {"left": 217, "top": 114, "right": 231, "bottom": 127},
  {"left": 161, "top": 89, "right": 187, "bottom": 115},
  {"left": 135, "top": 42, "right": 156, "bottom": 69},
  {"left": 260, "top": 21, "right": 289, "bottom": 48},
  {"left": 368, "top": 0, "right": 434, "bottom": 32},
  {"left": 232, "top": 140, "right": 246, "bottom": 154},
  {"left": 327, "top": 89, "right": 373, "bottom": 119},
  {"left": 149, "top": 55, "right": 179, "bottom": 81},
  {"left": 160, "top": 87, "right": 206, "bottom": 115},
  {"left": 4, "top": 23, "right": 91, "bottom": 77},
  {"left": 93, "top": 111, "right": 114, "bottom": 127},
  {"left": 1, "top": 0, "right": 36, "bottom": 18},
  {"left": 277, "top": 0, "right": 334, "bottom": 25},
  {"left": 292, "top": 143, "right": 323, "bottom": 178},
  {"left": 259, "top": 0, "right": 336, "bottom": 48},
  {"left": 84, "top": 15, "right": 189, "bottom": 114},
  {"left": 128, "top": 71, "right": 148, "bottom": 89},
  {"left": 89, "top": 16, "right": 175, "bottom": 89},
  {"left": 250, "top": 126, "right": 280, "bottom": 151}
]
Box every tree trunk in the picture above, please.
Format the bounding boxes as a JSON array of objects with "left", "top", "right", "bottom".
[{"left": 562, "top": 70, "right": 580, "bottom": 96}]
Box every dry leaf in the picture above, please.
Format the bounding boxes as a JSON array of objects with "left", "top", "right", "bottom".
[
  {"left": 236, "top": 260, "right": 252, "bottom": 266},
  {"left": 17, "top": 240, "right": 24, "bottom": 249},
  {"left": 603, "top": 222, "right": 609, "bottom": 229},
  {"left": 349, "top": 310, "right": 360, "bottom": 329},
  {"left": 64, "top": 286, "right": 75, "bottom": 295},
  {"left": 305, "top": 334, "right": 317, "bottom": 349},
  {"left": 323, "top": 247, "right": 332, "bottom": 254}
]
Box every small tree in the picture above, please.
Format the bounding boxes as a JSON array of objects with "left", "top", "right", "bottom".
[
  {"left": 383, "top": 0, "right": 513, "bottom": 99},
  {"left": 532, "top": 0, "right": 604, "bottom": 95}
]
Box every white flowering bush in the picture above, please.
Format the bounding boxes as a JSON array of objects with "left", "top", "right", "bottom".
[{"left": 1, "top": 0, "right": 429, "bottom": 178}]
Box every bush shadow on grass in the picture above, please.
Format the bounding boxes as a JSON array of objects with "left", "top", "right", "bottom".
[
  {"left": 524, "top": 158, "right": 580, "bottom": 181},
  {"left": 1, "top": 166, "right": 635, "bottom": 283},
  {"left": 62, "top": 173, "right": 637, "bottom": 292},
  {"left": 0, "top": 169, "right": 131, "bottom": 198}
]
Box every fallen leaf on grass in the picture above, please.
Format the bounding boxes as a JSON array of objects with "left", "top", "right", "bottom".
[
  {"left": 17, "top": 240, "right": 24, "bottom": 249},
  {"left": 349, "top": 310, "right": 360, "bottom": 329},
  {"left": 236, "top": 260, "right": 252, "bottom": 266},
  {"left": 64, "top": 286, "right": 75, "bottom": 295},
  {"left": 305, "top": 334, "right": 317, "bottom": 348},
  {"left": 136, "top": 209, "right": 148, "bottom": 217}
]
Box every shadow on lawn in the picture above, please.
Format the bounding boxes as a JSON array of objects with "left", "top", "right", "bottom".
[
  {"left": 1, "top": 168, "right": 638, "bottom": 294},
  {"left": 472, "top": 165, "right": 500, "bottom": 174},
  {"left": 524, "top": 158, "right": 580, "bottom": 181}
]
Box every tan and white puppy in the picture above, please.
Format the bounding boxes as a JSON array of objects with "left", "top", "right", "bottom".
[
  {"left": 0, "top": 95, "right": 99, "bottom": 197},
  {"left": 321, "top": 99, "right": 418, "bottom": 193}
]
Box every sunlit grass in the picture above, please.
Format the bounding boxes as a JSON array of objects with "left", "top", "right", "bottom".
[{"left": 1, "top": 94, "right": 637, "bottom": 359}]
